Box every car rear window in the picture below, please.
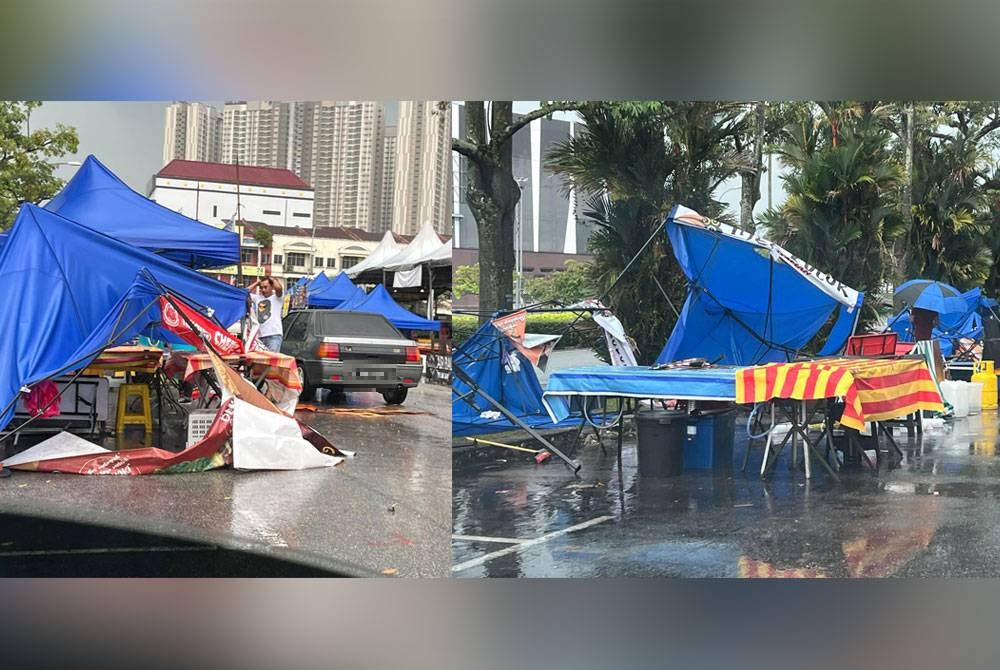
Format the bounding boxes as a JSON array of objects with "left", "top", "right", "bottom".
[{"left": 318, "top": 312, "right": 403, "bottom": 339}]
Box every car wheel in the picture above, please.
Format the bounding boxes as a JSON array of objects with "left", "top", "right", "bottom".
[
  {"left": 298, "top": 364, "right": 315, "bottom": 401},
  {"left": 381, "top": 387, "right": 407, "bottom": 405},
  {"left": 325, "top": 386, "right": 346, "bottom": 405}
]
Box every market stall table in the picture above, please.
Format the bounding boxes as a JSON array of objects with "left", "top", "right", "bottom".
[
  {"left": 735, "top": 356, "right": 945, "bottom": 479},
  {"left": 542, "top": 364, "right": 739, "bottom": 470}
]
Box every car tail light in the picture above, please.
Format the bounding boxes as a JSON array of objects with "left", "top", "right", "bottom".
[
  {"left": 317, "top": 342, "right": 340, "bottom": 359},
  {"left": 405, "top": 346, "right": 420, "bottom": 363}
]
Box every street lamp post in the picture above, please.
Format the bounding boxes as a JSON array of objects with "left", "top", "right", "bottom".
[{"left": 514, "top": 177, "right": 528, "bottom": 309}]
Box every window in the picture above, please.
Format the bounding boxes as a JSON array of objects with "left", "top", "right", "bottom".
[
  {"left": 273, "top": 254, "right": 283, "bottom": 265},
  {"left": 287, "top": 252, "right": 307, "bottom": 267},
  {"left": 285, "top": 313, "right": 310, "bottom": 341},
  {"left": 241, "top": 249, "right": 256, "bottom": 264},
  {"left": 213, "top": 205, "right": 218, "bottom": 217},
  {"left": 261, "top": 253, "right": 270, "bottom": 265},
  {"left": 326, "top": 257, "right": 337, "bottom": 270},
  {"left": 340, "top": 255, "right": 364, "bottom": 269},
  {"left": 292, "top": 212, "right": 311, "bottom": 218},
  {"left": 263, "top": 209, "right": 281, "bottom": 216}
]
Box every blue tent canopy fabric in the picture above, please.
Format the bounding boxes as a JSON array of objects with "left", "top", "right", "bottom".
[
  {"left": 656, "top": 205, "right": 864, "bottom": 366},
  {"left": 888, "top": 287, "right": 994, "bottom": 356},
  {"left": 453, "top": 321, "right": 580, "bottom": 436},
  {"left": 0, "top": 204, "right": 248, "bottom": 429},
  {"left": 335, "top": 286, "right": 368, "bottom": 311},
  {"left": 335, "top": 284, "right": 439, "bottom": 331},
  {"left": 44, "top": 155, "right": 239, "bottom": 269},
  {"left": 307, "top": 272, "right": 358, "bottom": 308}
]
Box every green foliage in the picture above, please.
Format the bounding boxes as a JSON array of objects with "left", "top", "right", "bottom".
[
  {"left": 761, "top": 102, "right": 905, "bottom": 326},
  {"left": 253, "top": 227, "right": 273, "bottom": 248},
  {"left": 452, "top": 313, "right": 597, "bottom": 349},
  {"left": 523, "top": 260, "right": 597, "bottom": 304},
  {"left": 0, "top": 101, "right": 79, "bottom": 229},
  {"left": 453, "top": 264, "right": 480, "bottom": 299}
]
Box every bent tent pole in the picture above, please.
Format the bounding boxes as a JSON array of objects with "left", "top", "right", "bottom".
[{"left": 453, "top": 364, "right": 581, "bottom": 474}]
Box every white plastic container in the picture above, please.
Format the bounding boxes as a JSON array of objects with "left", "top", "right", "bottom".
[
  {"left": 970, "top": 382, "right": 984, "bottom": 415},
  {"left": 942, "top": 380, "right": 970, "bottom": 418}
]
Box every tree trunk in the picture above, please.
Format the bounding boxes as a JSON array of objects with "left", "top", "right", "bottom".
[
  {"left": 740, "top": 101, "right": 766, "bottom": 232},
  {"left": 897, "top": 100, "right": 915, "bottom": 282}
]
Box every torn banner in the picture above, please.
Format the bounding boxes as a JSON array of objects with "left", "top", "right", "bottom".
[{"left": 491, "top": 310, "right": 561, "bottom": 370}]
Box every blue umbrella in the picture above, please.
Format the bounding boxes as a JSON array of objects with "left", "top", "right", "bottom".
[{"left": 893, "top": 279, "right": 968, "bottom": 314}]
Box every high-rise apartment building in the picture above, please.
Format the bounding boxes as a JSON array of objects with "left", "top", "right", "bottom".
[
  {"left": 163, "top": 102, "right": 222, "bottom": 164},
  {"left": 221, "top": 101, "right": 291, "bottom": 168},
  {"left": 291, "top": 101, "right": 384, "bottom": 230},
  {"left": 391, "top": 101, "right": 451, "bottom": 236},
  {"left": 375, "top": 126, "right": 397, "bottom": 234}
]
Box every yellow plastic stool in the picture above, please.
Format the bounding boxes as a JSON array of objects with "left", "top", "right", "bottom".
[{"left": 115, "top": 383, "right": 152, "bottom": 435}]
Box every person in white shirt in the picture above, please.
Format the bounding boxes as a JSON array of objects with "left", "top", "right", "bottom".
[{"left": 248, "top": 276, "right": 284, "bottom": 351}]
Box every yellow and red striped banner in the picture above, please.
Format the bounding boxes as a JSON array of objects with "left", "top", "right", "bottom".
[{"left": 736, "top": 357, "right": 943, "bottom": 431}]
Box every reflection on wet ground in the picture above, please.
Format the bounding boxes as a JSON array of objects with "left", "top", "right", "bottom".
[
  {"left": 453, "top": 411, "right": 1000, "bottom": 577},
  {"left": 0, "top": 384, "right": 452, "bottom": 577}
]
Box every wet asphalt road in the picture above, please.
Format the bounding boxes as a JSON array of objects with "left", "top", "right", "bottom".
[
  {"left": 0, "top": 382, "right": 451, "bottom": 577},
  {"left": 453, "top": 410, "right": 1000, "bottom": 577}
]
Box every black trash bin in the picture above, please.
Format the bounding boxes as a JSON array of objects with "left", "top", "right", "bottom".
[{"left": 635, "top": 408, "right": 688, "bottom": 476}]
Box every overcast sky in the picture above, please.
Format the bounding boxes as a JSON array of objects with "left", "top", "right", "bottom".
[{"left": 31, "top": 101, "right": 167, "bottom": 193}]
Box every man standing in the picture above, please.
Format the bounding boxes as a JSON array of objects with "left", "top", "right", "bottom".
[{"left": 249, "top": 276, "right": 284, "bottom": 351}]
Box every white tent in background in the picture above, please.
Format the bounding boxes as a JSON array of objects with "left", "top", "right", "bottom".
[
  {"left": 424, "top": 239, "right": 452, "bottom": 267},
  {"left": 376, "top": 221, "right": 446, "bottom": 270},
  {"left": 345, "top": 230, "right": 404, "bottom": 278}
]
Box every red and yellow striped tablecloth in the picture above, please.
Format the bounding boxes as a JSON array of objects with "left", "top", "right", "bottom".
[{"left": 735, "top": 357, "right": 943, "bottom": 431}]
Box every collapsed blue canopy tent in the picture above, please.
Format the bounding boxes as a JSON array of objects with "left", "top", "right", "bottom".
[
  {"left": 0, "top": 204, "right": 248, "bottom": 430},
  {"left": 888, "top": 287, "right": 998, "bottom": 356},
  {"left": 656, "top": 205, "right": 865, "bottom": 366},
  {"left": 43, "top": 155, "right": 239, "bottom": 269},
  {"left": 307, "top": 272, "right": 359, "bottom": 308},
  {"left": 453, "top": 321, "right": 582, "bottom": 437},
  {"left": 335, "top": 284, "right": 439, "bottom": 331}
]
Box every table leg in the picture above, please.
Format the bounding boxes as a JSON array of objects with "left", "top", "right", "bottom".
[
  {"left": 760, "top": 403, "right": 775, "bottom": 477},
  {"left": 802, "top": 403, "right": 811, "bottom": 479}
]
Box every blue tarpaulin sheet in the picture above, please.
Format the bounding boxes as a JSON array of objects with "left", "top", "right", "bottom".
[
  {"left": 335, "top": 284, "right": 439, "bottom": 332},
  {"left": 454, "top": 321, "right": 580, "bottom": 436},
  {"left": 44, "top": 155, "right": 239, "bottom": 269},
  {"left": 0, "top": 204, "right": 248, "bottom": 430},
  {"left": 656, "top": 205, "right": 864, "bottom": 366},
  {"left": 542, "top": 365, "right": 739, "bottom": 423}
]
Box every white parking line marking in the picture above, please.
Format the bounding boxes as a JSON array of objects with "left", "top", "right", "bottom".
[
  {"left": 452, "top": 535, "right": 527, "bottom": 545},
  {"left": 452, "top": 515, "right": 615, "bottom": 573}
]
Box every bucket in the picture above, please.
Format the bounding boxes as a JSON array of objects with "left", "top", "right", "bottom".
[
  {"left": 942, "top": 380, "right": 970, "bottom": 418},
  {"left": 635, "top": 408, "right": 687, "bottom": 477},
  {"left": 970, "top": 382, "right": 984, "bottom": 415},
  {"left": 972, "top": 360, "right": 998, "bottom": 410}
]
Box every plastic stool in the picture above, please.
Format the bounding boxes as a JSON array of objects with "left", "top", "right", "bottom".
[{"left": 115, "top": 383, "right": 152, "bottom": 435}]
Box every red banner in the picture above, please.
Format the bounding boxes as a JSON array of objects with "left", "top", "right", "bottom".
[{"left": 159, "top": 296, "right": 243, "bottom": 355}]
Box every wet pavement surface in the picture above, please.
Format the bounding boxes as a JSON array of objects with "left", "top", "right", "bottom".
[
  {"left": 0, "top": 382, "right": 451, "bottom": 577},
  {"left": 453, "top": 410, "right": 1000, "bottom": 577}
]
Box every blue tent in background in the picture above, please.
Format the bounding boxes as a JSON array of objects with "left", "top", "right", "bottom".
[
  {"left": 307, "top": 272, "right": 358, "bottom": 308},
  {"left": 335, "top": 284, "right": 440, "bottom": 331},
  {"left": 43, "top": 155, "right": 239, "bottom": 269},
  {"left": 0, "top": 204, "right": 248, "bottom": 430},
  {"left": 453, "top": 321, "right": 580, "bottom": 437},
  {"left": 656, "top": 205, "right": 864, "bottom": 366},
  {"left": 888, "top": 287, "right": 998, "bottom": 356},
  {"left": 335, "top": 286, "right": 368, "bottom": 310}
]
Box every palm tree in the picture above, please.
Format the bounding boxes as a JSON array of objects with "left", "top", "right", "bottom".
[
  {"left": 907, "top": 132, "right": 993, "bottom": 288},
  {"left": 762, "top": 102, "right": 905, "bottom": 327}
]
